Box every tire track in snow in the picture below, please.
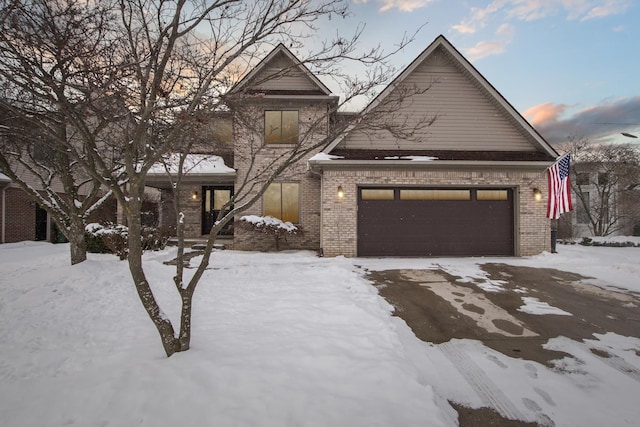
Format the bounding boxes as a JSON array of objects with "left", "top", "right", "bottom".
[
  {"left": 439, "top": 341, "right": 527, "bottom": 421},
  {"left": 583, "top": 344, "right": 640, "bottom": 383}
]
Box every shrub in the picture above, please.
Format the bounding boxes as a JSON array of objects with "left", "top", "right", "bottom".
[
  {"left": 85, "top": 223, "right": 167, "bottom": 259},
  {"left": 238, "top": 215, "right": 301, "bottom": 251}
]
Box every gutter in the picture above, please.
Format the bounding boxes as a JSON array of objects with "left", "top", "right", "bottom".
[{"left": 308, "top": 159, "right": 556, "bottom": 170}]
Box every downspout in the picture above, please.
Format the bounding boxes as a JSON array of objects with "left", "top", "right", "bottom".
[
  {"left": 1, "top": 184, "right": 6, "bottom": 244},
  {"left": 307, "top": 161, "right": 324, "bottom": 256}
]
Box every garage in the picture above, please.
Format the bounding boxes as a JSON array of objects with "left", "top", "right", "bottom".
[{"left": 357, "top": 187, "right": 514, "bottom": 257}]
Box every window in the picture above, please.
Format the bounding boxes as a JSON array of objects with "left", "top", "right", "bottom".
[
  {"left": 400, "top": 189, "right": 470, "bottom": 201},
  {"left": 265, "top": 110, "right": 298, "bottom": 144},
  {"left": 477, "top": 190, "right": 509, "bottom": 201},
  {"left": 264, "top": 183, "right": 299, "bottom": 222},
  {"left": 361, "top": 189, "right": 395, "bottom": 200},
  {"left": 202, "top": 186, "right": 234, "bottom": 235},
  {"left": 576, "top": 173, "right": 590, "bottom": 186},
  {"left": 598, "top": 172, "right": 609, "bottom": 185}
]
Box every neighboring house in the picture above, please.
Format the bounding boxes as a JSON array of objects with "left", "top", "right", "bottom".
[
  {"left": 0, "top": 170, "right": 66, "bottom": 244},
  {"left": 147, "top": 35, "right": 558, "bottom": 257},
  {"left": 559, "top": 166, "right": 640, "bottom": 238}
]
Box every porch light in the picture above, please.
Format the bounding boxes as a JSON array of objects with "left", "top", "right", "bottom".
[
  {"left": 337, "top": 185, "right": 345, "bottom": 199},
  {"left": 533, "top": 188, "right": 542, "bottom": 202},
  {"left": 191, "top": 191, "right": 198, "bottom": 200}
]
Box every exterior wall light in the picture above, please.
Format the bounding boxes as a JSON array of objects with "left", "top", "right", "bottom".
[
  {"left": 191, "top": 191, "right": 198, "bottom": 200},
  {"left": 337, "top": 185, "right": 345, "bottom": 199},
  {"left": 533, "top": 188, "right": 542, "bottom": 202}
]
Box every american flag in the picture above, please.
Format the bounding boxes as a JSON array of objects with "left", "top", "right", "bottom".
[{"left": 546, "top": 154, "right": 573, "bottom": 219}]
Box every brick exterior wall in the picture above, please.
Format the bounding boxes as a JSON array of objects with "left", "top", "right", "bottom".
[
  {"left": 232, "top": 100, "right": 327, "bottom": 252},
  {"left": 3, "top": 186, "right": 36, "bottom": 243},
  {"left": 320, "top": 167, "right": 550, "bottom": 257}
]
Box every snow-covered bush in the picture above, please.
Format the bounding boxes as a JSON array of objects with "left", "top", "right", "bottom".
[
  {"left": 85, "top": 223, "right": 168, "bottom": 259},
  {"left": 238, "top": 215, "right": 300, "bottom": 251}
]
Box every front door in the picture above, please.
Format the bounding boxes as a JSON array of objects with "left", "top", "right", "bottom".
[
  {"left": 35, "top": 204, "right": 47, "bottom": 241},
  {"left": 202, "top": 186, "right": 234, "bottom": 236}
]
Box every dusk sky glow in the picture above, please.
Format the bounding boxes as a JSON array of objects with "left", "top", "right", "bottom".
[{"left": 311, "top": 0, "right": 640, "bottom": 146}]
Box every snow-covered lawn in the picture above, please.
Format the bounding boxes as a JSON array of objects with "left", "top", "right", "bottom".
[{"left": 0, "top": 241, "right": 639, "bottom": 426}]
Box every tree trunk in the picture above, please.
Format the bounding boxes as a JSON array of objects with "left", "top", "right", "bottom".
[
  {"left": 68, "top": 219, "right": 87, "bottom": 265},
  {"left": 127, "top": 191, "right": 180, "bottom": 357},
  {"left": 178, "top": 292, "right": 194, "bottom": 351}
]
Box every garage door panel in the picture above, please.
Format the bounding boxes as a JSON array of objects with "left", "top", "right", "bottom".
[{"left": 358, "top": 188, "right": 514, "bottom": 257}]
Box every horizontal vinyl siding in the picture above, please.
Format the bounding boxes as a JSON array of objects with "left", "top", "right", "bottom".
[
  {"left": 251, "top": 53, "right": 319, "bottom": 92},
  {"left": 342, "top": 47, "right": 535, "bottom": 152}
]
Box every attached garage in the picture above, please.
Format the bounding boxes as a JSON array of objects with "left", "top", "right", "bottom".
[{"left": 357, "top": 187, "right": 514, "bottom": 257}]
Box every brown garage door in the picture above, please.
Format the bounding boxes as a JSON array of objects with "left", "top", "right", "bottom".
[{"left": 357, "top": 187, "right": 514, "bottom": 257}]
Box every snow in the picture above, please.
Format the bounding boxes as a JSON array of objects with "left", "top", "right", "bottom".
[
  {"left": 240, "top": 215, "right": 297, "bottom": 232},
  {"left": 518, "top": 297, "right": 573, "bottom": 316},
  {"left": 147, "top": 154, "right": 235, "bottom": 175},
  {"left": 308, "top": 152, "right": 344, "bottom": 161},
  {"left": 1, "top": 241, "right": 639, "bottom": 426},
  {"left": 383, "top": 156, "right": 438, "bottom": 161}
]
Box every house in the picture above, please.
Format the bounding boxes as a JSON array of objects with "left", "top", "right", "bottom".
[
  {"left": 559, "top": 163, "right": 640, "bottom": 238},
  {"left": 149, "top": 34, "right": 559, "bottom": 257}
]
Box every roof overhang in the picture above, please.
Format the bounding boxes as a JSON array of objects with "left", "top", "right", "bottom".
[
  {"left": 145, "top": 172, "right": 236, "bottom": 190},
  {"left": 308, "top": 159, "right": 554, "bottom": 171}
]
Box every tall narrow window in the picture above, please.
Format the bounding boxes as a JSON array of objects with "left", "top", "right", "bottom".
[
  {"left": 265, "top": 110, "right": 299, "bottom": 144},
  {"left": 264, "top": 183, "right": 299, "bottom": 222}
]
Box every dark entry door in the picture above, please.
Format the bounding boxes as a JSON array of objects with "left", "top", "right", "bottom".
[
  {"left": 357, "top": 187, "right": 514, "bottom": 257},
  {"left": 202, "top": 186, "right": 234, "bottom": 236},
  {"left": 35, "top": 204, "right": 47, "bottom": 241}
]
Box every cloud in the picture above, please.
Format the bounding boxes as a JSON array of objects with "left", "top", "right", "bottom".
[
  {"left": 525, "top": 96, "right": 640, "bottom": 144},
  {"left": 581, "top": 0, "right": 631, "bottom": 21},
  {"left": 451, "top": 0, "right": 631, "bottom": 34},
  {"left": 463, "top": 24, "right": 514, "bottom": 61},
  {"left": 359, "top": 0, "right": 435, "bottom": 13},
  {"left": 465, "top": 40, "right": 507, "bottom": 61},
  {"left": 524, "top": 103, "right": 570, "bottom": 126}
]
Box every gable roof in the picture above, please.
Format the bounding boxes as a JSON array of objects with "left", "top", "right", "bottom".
[
  {"left": 322, "top": 35, "right": 558, "bottom": 159},
  {"left": 228, "top": 43, "right": 333, "bottom": 96}
]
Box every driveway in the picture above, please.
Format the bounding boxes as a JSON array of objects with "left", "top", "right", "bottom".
[{"left": 365, "top": 264, "right": 640, "bottom": 426}]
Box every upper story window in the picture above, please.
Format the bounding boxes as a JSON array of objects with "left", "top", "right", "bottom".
[
  {"left": 265, "top": 110, "right": 298, "bottom": 144},
  {"left": 576, "top": 173, "right": 590, "bottom": 186}
]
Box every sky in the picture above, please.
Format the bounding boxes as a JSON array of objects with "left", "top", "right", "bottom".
[{"left": 316, "top": 0, "right": 640, "bottom": 146}]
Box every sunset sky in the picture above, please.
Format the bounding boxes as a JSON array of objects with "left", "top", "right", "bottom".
[{"left": 317, "top": 0, "right": 640, "bottom": 146}]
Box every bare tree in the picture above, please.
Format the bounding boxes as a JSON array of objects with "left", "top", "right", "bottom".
[
  {"left": 0, "top": 0, "right": 122, "bottom": 265},
  {"left": 0, "top": 0, "right": 431, "bottom": 356},
  {"left": 560, "top": 137, "right": 640, "bottom": 236}
]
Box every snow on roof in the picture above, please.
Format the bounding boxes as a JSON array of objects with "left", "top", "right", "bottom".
[
  {"left": 308, "top": 152, "right": 344, "bottom": 161},
  {"left": 148, "top": 154, "right": 234, "bottom": 175},
  {"left": 0, "top": 172, "right": 10, "bottom": 183},
  {"left": 383, "top": 156, "right": 438, "bottom": 161}
]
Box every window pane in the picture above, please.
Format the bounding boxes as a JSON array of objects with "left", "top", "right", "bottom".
[
  {"left": 281, "top": 111, "right": 299, "bottom": 143},
  {"left": 281, "top": 183, "right": 299, "bottom": 223},
  {"left": 477, "top": 190, "right": 508, "bottom": 201},
  {"left": 400, "top": 189, "right": 470, "bottom": 200},
  {"left": 205, "top": 189, "right": 211, "bottom": 213},
  {"left": 361, "top": 189, "right": 395, "bottom": 200},
  {"left": 214, "top": 190, "right": 231, "bottom": 210},
  {"left": 264, "top": 111, "right": 298, "bottom": 144},
  {"left": 264, "top": 183, "right": 282, "bottom": 218},
  {"left": 264, "top": 111, "right": 281, "bottom": 144}
]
